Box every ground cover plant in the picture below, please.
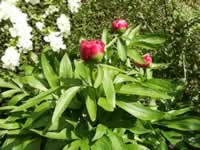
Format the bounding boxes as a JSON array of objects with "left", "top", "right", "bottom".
[{"left": 0, "top": 0, "right": 200, "bottom": 150}]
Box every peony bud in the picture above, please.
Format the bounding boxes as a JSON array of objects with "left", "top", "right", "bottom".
[
  {"left": 112, "top": 19, "right": 128, "bottom": 33},
  {"left": 80, "top": 40, "right": 105, "bottom": 62},
  {"left": 134, "top": 53, "right": 152, "bottom": 68}
]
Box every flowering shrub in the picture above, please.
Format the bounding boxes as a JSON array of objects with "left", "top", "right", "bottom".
[{"left": 0, "top": 0, "right": 81, "bottom": 70}]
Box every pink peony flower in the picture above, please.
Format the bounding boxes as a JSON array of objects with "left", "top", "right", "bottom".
[
  {"left": 134, "top": 53, "right": 152, "bottom": 68},
  {"left": 112, "top": 19, "right": 128, "bottom": 32},
  {"left": 80, "top": 40, "right": 105, "bottom": 62}
]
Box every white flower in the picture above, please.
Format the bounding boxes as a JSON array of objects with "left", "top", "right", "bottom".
[
  {"left": 2, "top": 0, "right": 19, "bottom": 5},
  {"left": 44, "top": 32, "right": 66, "bottom": 52},
  {"left": 1, "top": 47, "right": 20, "bottom": 70},
  {"left": 44, "top": 5, "right": 59, "bottom": 16},
  {"left": 25, "top": 0, "right": 40, "bottom": 5},
  {"left": 68, "top": 0, "right": 81, "bottom": 13},
  {"left": 0, "top": 1, "right": 33, "bottom": 52},
  {"left": 35, "top": 22, "right": 44, "bottom": 31},
  {"left": 17, "top": 38, "right": 33, "bottom": 53},
  {"left": 56, "top": 14, "right": 71, "bottom": 38}
]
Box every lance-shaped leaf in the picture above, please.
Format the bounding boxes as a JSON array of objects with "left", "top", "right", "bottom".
[
  {"left": 31, "top": 128, "right": 78, "bottom": 140},
  {"left": 126, "top": 25, "right": 141, "bottom": 45},
  {"left": 59, "top": 53, "right": 73, "bottom": 79},
  {"left": 102, "top": 69, "right": 116, "bottom": 109},
  {"left": 52, "top": 86, "right": 80, "bottom": 123},
  {"left": 41, "top": 53, "right": 59, "bottom": 88},
  {"left": 125, "top": 144, "right": 149, "bottom": 150},
  {"left": 157, "top": 118, "right": 200, "bottom": 131},
  {"left": 98, "top": 97, "right": 114, "bottom": 112},
  {"left": 8, "top": 93, "right": 29, "bottom": 106},
  {"left": 19, "top": 76, "right": 47, "bottom": 91},
  {"left": 24, "top": 101, "right": 53, "bottom": 128},
  {"left": 127, "top": 49, "right": 144, "bottom": 64},
  {"left": 12, "top": 87, "right": 59, "bottom": 112},
  {"left": 0, "top": 120, "right": 20, "bottom": 129},
  {"left": 101, "top": 28, "right": 108, "bottom": 45},
  {"left": 117, "top": 83, "right": 172, "bottom": 99},
  {"left": 0, "top": 78, "right": 18, "bottom": 89},
  {"left": 107, "top": 130, "right": 125, "bottom": 150},
  {"left": 94, "top": 65, "right": 104, "bottom": 88},
  {"left": 85, "top": 88, "right": 97, "bottom": 122},
  {"left": 92, "top": 124, "right": 108, "bottom": 141},
  {"left": 91, "top": 136, "right": 112, "bottom": 150},
  {"left": 117, "top": 101, "right": 165, "bottom": 121},
  {"left": 117, "top": 39, "right": 127, "bottom": 61},
  {"left": 136, "top": 34, "right": 167, "bottom": 45},
  {"left": 74, "top": 61, "right": 92, "bottom": 86}
]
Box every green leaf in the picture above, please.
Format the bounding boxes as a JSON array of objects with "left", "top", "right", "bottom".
[
  {"left": 12, "top": 86, "right": 59, "bottom": 112},
  {"left": 52, "top": 86, "right": 80, "bottom": 123},
  {"left": 63, "top": 140, "right": 81, "bottom": 150},
  {"left": 128, "top": 120, "right": 152, "bottom": 135},
  {"left": 114, "top": 74, "right": 137, "bottom": 84},
  {"left": 130, "top": 41, "right": 160, "bottom": 50},
  {"left": 185, "top": 135, "right": 200, "bottom": 148},
  {"left": 98, "top": 97, "right": 114, "bottom": 112},
  {"left": 161, "top": 130, "right": 183, "bottom": 145},
  {"left": 122, "top": 26, "right": 133, "bottom": 38},
  {"left": 117, "top": 39, "right": 127, "bottom": 61},
  {"left": 80, "top": 139, "right": 90, "bottom": 150},
  {"left": 59, "top": 53, "right": 73, "bottom": 79},
  {"left": 141, "top": 78, "right": 174, "bottom": 92},
  {"left": 44, "top": 139, "right": 67, "bottom": 150},
  {"left": 102, "top": 69, "right": 116, "bottom": 109},
  {"left": 127, "top": 49, "right": 144, "bottom": 64},
  {"left": 31, "top": 128, "right": 77, "bottom": 140},
  {"left": 94, "top": 65, "right": 104, "bottom": 88},
  {"left": 0, "top": 106, "right": 16, "bottom": 111},
  {"left": 41, "top": 53, "right": 59, "bottom": 88},
  {"left": 157, "top": 118, "right": 200, "bottom": 131},
  {"left": 99, "top": 64, "right": 126, "bottom": 73},
  {"left": 101, "top": 28, "right": 108, "bottom": 44},
  {"left": 74, "top": 61, "right": 92, "bottom": 86},
  {"left": 8, "top": 93, "right": 29, "bottom": 106},
  {"left": 0, "top": 78, "right": 18, "bottom": 89},
  {"left": 92, "top": 124, "right": 107, "bottom": 141},
  {"left": 19, "top": 76, "right": 47, "bottom": 91},
  {"left": 117, "top": 83, "right": 172, "bottom": 99},
  {"left": 117, "top": 101, "right": 165, "bottom": 121},
  {"left": 1, "top": 89, "right": 22, "bottom": 98},
  {"left": 0, "top": 120, "right": 20, "bottom": 129},
  {"left": 127, "top": 25, "right": 141, "bottom": 42},
  {"left": 136, "top": 34, "right": 166, "bottom": 45},
  {"left": 1, "top": 137, "right": 41, "bottom": 150},
  {"left": 125, "top": 144, "right": 149, "bottom": 150},
  {"left": 107, "top": 130, "right": 125, "bottom": 150},
  {"left": 24, "top": 101, "right": 53, "bottom": 128},
  {"left": 91, "top": 136, "right": 112, "bottom": 150},
  {"left": 85, "top": 88, "right": 97, "bottom": 122}
]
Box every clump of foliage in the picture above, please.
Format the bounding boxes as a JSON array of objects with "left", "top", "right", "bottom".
[{"left": 0, "top": 23, "right": 199, "bottom": 150}]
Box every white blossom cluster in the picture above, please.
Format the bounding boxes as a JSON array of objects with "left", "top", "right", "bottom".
[
  {"left": 0, "top": 1, "right": 33, "bottom": 70},
  {"left": 0, "top": 0, "right": 82, "bottom": 70},
  {"left": 68, "top": 0, "right": 82, "bottom": 13},
  {"left": 25, "top": 0, "right": 40, "bottom": 5},
  {"left": 44, "top": 32, "right": 66, "bottom": 53},
  {"left": 0, "top": 1, "right": 33, "bottom": 52},
  {"left": 1, "top": 47, "right": 20, "bottom": 71}
]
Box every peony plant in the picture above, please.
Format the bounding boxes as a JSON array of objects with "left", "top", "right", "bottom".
[{"left": 0, "top": 19, "right": 199, "bottom": 150}]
